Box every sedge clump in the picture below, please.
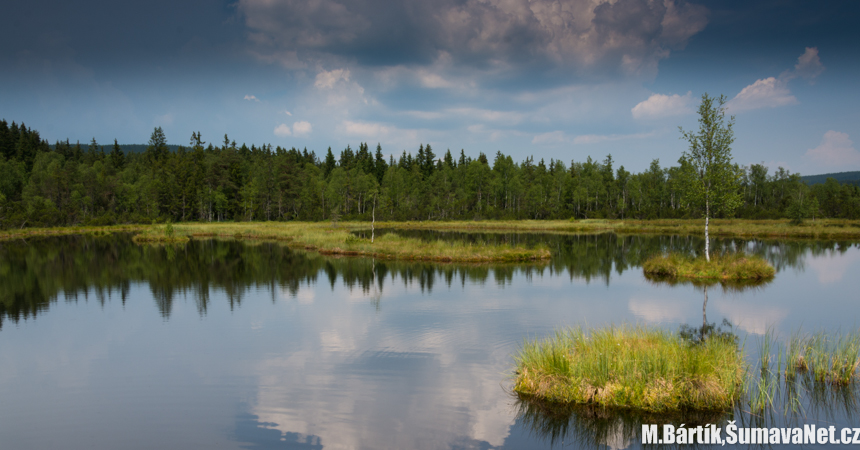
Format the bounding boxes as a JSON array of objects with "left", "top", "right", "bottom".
[
  {"left": 643, "top": 252, "right": 774, "bottom": 281},
  {"left": 513, "top": 325, "right": 744, "bottom": 413}
]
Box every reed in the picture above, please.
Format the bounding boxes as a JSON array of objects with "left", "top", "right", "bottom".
[
  {"left": 785, "top": 330, "right": 808, "bottom": 376},
  {"left": 800, "top": 331, "right": 860, "bottom": 386},
  {"left": 512, "top": 325, "right": 745, "bottom": 413},
  {"left": 747, "top": 331, "right": 780, "bottom": 413},
  {"left": 643, "top": 252, "right": 775, "bottom": 281},
  {"left": 744, "top": 329, "right": 860, "bottom": 416}
]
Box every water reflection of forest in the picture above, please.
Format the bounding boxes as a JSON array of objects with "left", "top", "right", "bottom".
[{"left": 1, "top": 232, "right": 857, "bottom": 328}]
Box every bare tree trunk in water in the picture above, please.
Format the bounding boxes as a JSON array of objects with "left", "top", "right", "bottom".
[
  {"left": 704, "top": 199, "right": 710, "bottom": 262},
  {"left": 701, "top": 285, "right": 708, "bottom": 342},
  {"left": 371, "top": 195, "right": 376, "bottom": 243}
]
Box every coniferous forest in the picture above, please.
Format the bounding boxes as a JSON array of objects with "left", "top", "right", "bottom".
[{"left": 1, "top": 119, "right": 859, "bottom": 229}]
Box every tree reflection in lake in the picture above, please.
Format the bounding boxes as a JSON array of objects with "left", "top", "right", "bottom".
[
  {"left": 2, "top": 232, "right": 860, "bottom": 449},
  {"left": 369, "top": 229, "right": 859, "bottom": 283},
  {"left": 513, "top": 394, "right": 728, "bottom": 449},
  {"left": 1, "top": 232, "right": 855, "bottom": 329},
  {"left": 0, "top": 235, "right": 549, "bottom": 326},
  {"left": 645, "top": 280, "right": 768, "bottom": 345}
]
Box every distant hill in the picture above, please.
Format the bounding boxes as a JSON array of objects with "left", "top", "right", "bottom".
[{"left": 802, "top": 171, "right": 860, "bottom": 186}]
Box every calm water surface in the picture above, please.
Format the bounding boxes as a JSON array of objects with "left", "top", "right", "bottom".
[{"left": 1, "top": 232, "right": 859, "bottom": 449}]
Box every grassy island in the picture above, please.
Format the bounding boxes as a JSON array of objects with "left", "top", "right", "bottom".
[
  {"left": 513, "top": 326, "right": 744, "bottom": 413},
  {"left": 514, "top": 326, "right": 860, "bottom": 415},
  {"left": 643, "top": 252, "right": 775, "bottom": 281},
  {"left": 130, "top": 222, "right": 550, "bottom": 263}
]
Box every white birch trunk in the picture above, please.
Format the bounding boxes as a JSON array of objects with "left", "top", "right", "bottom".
[{"left": 704, "top": 203, "right": 710, "bottom": 262}]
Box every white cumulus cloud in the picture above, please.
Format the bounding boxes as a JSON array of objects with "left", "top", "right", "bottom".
[
  {"left": 274, "top": 123, "right": 292, "bottom": 137},
  {"left": 791, "top": 47, "right": 825, "bottom": 81},
  {"left": 728, "top": 48, "right": 825, "bottom": 112},
  {"left": 631, "top": 91, "right": 693, "bottom": 119},
  {"left": 292, "top": 121, "right": 313, "bottom": 137},
  {"left": 805, "top": 131, "right": 860, "bottom": 169},
  {"left": 727, "top": 77, "right": 797, "bottom": 112},
  {"left": 314, "top": 69, "right": 350, "bottom": 89},
  {"left": 244, "top": 94, "right": 260, "bottom": 102},
  {"left": 274, "top": 121, "right": 313, "bottom": 138}
]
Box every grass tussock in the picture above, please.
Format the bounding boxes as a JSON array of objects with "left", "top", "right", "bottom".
[
  {"left": 131, "top": 222, "right": 190, "bottom": 243},
  {"left": 784, "top": 331, "right": 860, "bottom": 386},
  {"left": 513, "top": 325, "right": 745, "bottom": 413},
  {"left": 131, "top": 222, "right": 550, "bottom": 263},
  {"left": 643, "top": 253, "right": 775, "bottom": 281}
]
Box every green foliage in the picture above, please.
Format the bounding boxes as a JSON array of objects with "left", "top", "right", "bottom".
[
  {"left": 2, "top": 117, "right": 860, "bottom": 230},
  {"left": 678, "top": 94, "right": 743, "bottom": 220}
]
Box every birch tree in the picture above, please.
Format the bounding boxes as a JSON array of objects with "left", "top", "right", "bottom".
[{"left": 679, "top": 94, "right": 742, "bottom": 261}]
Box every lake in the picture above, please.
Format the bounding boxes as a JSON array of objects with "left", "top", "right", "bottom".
[{"left": 1, "top": 232, "right": 859, "bottom": 449}]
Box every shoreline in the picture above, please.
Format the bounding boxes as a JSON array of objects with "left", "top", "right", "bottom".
[{"left": 2, "top": 218, "right": 859, "bottom": 244}]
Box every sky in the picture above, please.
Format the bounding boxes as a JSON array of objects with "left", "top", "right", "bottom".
[{"left": 1, "top": 0, "right": 859, "bottom": 175}]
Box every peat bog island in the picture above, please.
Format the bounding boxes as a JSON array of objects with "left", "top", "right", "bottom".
[{"left": 3, "top": 4, "right": 860, "bottom": 447}]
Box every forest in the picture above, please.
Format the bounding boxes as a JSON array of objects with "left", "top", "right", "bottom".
[{"left": 2, "top": 118, "right": 860, "bottom": 228}]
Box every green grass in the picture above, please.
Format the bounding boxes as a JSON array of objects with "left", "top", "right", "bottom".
[
  {"left": 512, "top": 325, "right": 745, "bottom": 413},
  {"left": 133, "top": 222, "right": 551, "bottom": 263},
  {"left": 0, "top": 224, "right": 146, "bottom": 241},
  {"left": 643, "top": 252, "right": 775, "bottom": 281},
  {"left": 374, "top": 218, "right": 860, "bottom": 239},
  {"left": 513, "top": 326, "right": 860, "bottom": 415},
  {"left": 131, "top": 222, "right": 189, "bottom": 243},
  {"left": 4, "top": 218, "right": 860, "bottom": 242},
  {"left": 787, "top": 331, "right": 860, "bottom": 386}
]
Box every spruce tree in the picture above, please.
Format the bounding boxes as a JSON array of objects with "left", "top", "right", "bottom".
[
  {"left": 323, "top": 147, "right": 336, "bottom": 177},
  {"left": 110, "top": 139, "right": 125, "bottom": 169},
  {"left": 374, "top": 144, "right": 388, "bottom": 183}
]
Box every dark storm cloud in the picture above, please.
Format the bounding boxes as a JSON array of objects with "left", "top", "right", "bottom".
[
  {"left": 0, "top": 0, "right": 710, "bottom": 77},
  {"left": 237, "top": 0, "right": 709, "bottom": 75}
]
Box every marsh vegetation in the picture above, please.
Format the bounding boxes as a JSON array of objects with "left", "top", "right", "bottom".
[
  {"left": 513, "top": 325, "right": 860, "bottom": 419},
  {"left": 513, "top": 326, "right": 745, "bottom": 413},
  {"left": 643, "top": 252, "right": 775, "bottom": 281}
]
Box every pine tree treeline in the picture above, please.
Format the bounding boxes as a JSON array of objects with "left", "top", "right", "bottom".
[{"left": 1, "top": 120, "right": 859, "bottom": 228}]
